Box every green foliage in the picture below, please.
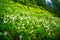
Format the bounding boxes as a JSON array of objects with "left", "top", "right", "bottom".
[
  {"left": 0, "top": 0, "right": 60, "bottom": 40},
  {"left": 13, "top": 0, "right": 36, "bottom": 6},
  {"left": 51, "top": 0, "right": 60, "bottom": 17}
]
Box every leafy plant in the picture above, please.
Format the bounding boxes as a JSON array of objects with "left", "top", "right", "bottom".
[{"left": 0, "top": 0, "right": 60, "bottom": 40}]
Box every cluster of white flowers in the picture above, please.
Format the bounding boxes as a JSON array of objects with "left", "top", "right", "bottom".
[
  {"left": 0, "top": 32, "right": 8, "bottom": 36},
  {"left": 4, "top": 31, "right": 8, "bottom": 36},
  {"left": 19, "top": 35, "right": 22, "bottom": 40},
  {"left": 3, "top": 17, "right": 7, "bottom": 23}
]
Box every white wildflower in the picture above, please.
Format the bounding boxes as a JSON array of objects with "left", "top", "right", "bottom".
[
  {"left": 4, "top": 32, "right": 8, "bottom": 36},
  {"left": 20, "top": 35, "right": 22, "bottom": 40}
]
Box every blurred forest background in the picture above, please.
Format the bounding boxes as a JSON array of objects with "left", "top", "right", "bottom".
[
  {"left": 13, "top": 0, "right": 60, "bottom": 17},
  {"left": 0, "top": 0, "right": 60, "bottom": 40}
]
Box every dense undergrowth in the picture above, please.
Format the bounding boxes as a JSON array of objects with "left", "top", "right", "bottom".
[{"left": 0, "top": 0, "right": 60, "bottom": 40}]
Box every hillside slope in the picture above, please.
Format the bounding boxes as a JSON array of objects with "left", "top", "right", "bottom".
[{"left": 0, "top": 0, "right": 60, "bottom": 40}]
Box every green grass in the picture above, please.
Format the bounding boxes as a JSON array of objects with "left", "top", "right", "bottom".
[{"left": 0, "top": 0, "right": 60, "bottom": 40}]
